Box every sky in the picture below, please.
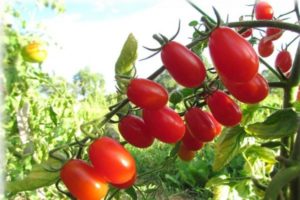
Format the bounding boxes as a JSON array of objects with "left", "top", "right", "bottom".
[{"left": 10, "top": 0, "right": 298, "bottom": 93}]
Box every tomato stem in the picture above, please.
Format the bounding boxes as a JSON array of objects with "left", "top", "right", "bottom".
[{"left": 259, "top": 57, "right": 284, "bottom": 81}]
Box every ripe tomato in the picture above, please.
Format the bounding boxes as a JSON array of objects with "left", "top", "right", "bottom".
[
  {"left": 181, "top": 127, "right": 204, "bottom": 151},
  {"left": 21, "top": 42, "right": 48, "bottom": 63},
  {"left": 178, "top": 143, "right": 196, "bottom": 161},
  {"left": 118, "top": 115, "right": 154, "bottom": 148},
  {"left": 185, "top": 107, "right": 218, "bottom": 142},
  {"left": 275, "top": 50, "right": 292, "bottom": 73},
  {"left": 88, "top": 137, "right": 136, "bottom": 184},
  {"left": 142, "top": 106, "right": 185, "bottom": 143},
  {"left": 255, "top": 1, "right": 273, "bottom": 20},
  {"left": 258, "top": 37, "right": 274, "bottom": 57},
  {"left": 161, "top": 41, "right": 206, "bottom": 88},
  {"left": 60, "top": 159, "right": 108, "bottom": 200},
  {"left": 221, "top": 74, "right": 269, "bottom": 104},
  {"left": 266, "top": 27, "right": 283, "bottom": 41},
  {"left": 111, "top": 173, "right": 136, "bottom": 189},
  {"left": 206, "top": 90, "right": 242, "bottom": 127},
  {"left": 237, "top": 27, "right": 252, "bottom": 38},
  {"left": 127, "top": 78, "right": 168, "bottom": 109},
  {"left": 206, "top": 111, "right": 222, "bottom": 136},
  {"left": 209, "top": 26, "right": 259, "bottom": 83}
]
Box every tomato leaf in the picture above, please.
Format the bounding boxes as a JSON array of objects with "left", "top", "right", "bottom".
[
  {"left": 246, "top": 108, "right": 298, "bottom": 139},
  {"left": 213, "top": 126, "right": 246, "bottom": 172},
  {"left": 49, "top": 106, "right": 58, "bottom": 126},
  {"left": 125, "top": 187, "right": 137, "bottom": 200},
  {"left": 6, "top": 156, "right": 63, "bottom": 194},
  {"left": 244, "top": 145, "right": 276, "bottom": 164}
]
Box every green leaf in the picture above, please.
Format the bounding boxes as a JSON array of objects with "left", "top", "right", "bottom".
[
  {"left": 49, "top": 106, "right": 58, "bottom": 126},
  {"left": 125, "top": 187, "right": 137, "bottom": 200},
  {"left": 6, "top": 156, "right": 62, "bottom": 194},
  {"left": 189, "top": 20, "right": 198, "bottom": 27},
  {"left": 213, "top": 126, "right": 246, "bottom": 171},
  {"left": 245, "top": 145, "right": 276, "bottom": 164},
  {"left": 246, "top": 109, "right": 298, "bottom": 139}
]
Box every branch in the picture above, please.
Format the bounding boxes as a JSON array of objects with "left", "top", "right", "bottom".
[
  {"left": 288, "top": 40, "right": 300, "bottom": 87},
  {"left": 295, "top": 0, "right": 300, "bottom": 21},
  {"left": 259, "top": 57, "right": 284, "bottom": 81},
  {"left": 268, "top": 82, "right": 287, "bottom": 88}
]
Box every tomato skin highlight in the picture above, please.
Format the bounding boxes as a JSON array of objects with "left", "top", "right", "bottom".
[
  {"left": 258, "top": 38, "right": 274, "bottom": 57},
  {"left": 142, "top": 106, "right": 185, "bottom": 144},
  {"left": 181, "top": 127, "right": 204, "bottom": 151},
  {"left": 161, "top": 41, "right": 206, "bottom": 88},
  {"left": 127, "top": 78, "right": 168, "bottom": 109},
  {"left": 88, "top": 137, "right": 136, "bottom": 184},
  {"left": 209, "top": 27, "right": 259, "bottom": 83},
  {"left": 275, "top": 50, "right": 292, "bottom": 73},
  {"left": 221, "top": 74, "right": 269, "bottom": 104},
  {"left": 178, "top": 143, "right": 196, "bottom": 161},
  {"left": 206, "top": 90, "right": 242, "bottom": 127},
  {"left": 255, "top": 1, "right": 274, "bottom": 20},
  {"left": 118, "top": 115, "right": 154, "bottom": 148},
  {"left": 185, "top": 107, "right": 218, "bottom": 142},
  {"left": 60, "top": 159, "right": 109, "bottom": 200}
]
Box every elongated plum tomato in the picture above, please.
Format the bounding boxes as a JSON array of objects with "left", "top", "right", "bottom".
[
  {"left": 258, "top": 37, "right": 274, "bottom": 57},
  {"left": 275, "top": 50, "right": 292, "bottom": 73},
  {"left": 181, "top": 127, "right": 204, "bottom": 151},
  {"left": 221, "top": 74, "right": 269, "bottom": 104},
  {"left": 21, "top": 42, "right": 48, "bottom": 63},
  {"left": 237, "top": 27, "right": 252, "bottom": 38},
  {"left": 266, "top": 27, "right": 283, "bottom": 41},
  {"left": 178, "top": 143, "right": 196, "bottom": 161},
  {"left": 118, "top": 115, "right": 154, "bottom": 148},
  {"left": 88, "top": 137, "right": 136, "bottom": 184},
  {"left": 142, "top": 106, "right": 185, "bottom": 143},
  {"left": 60, "top": 159, "right": 108, "bottom": 200},
  {"left": 161, "top": 41, "right": 206, "bottom": 88},
  {"left": 185, "top": 107, "right": 218, "bottom": 142},
  {"left": 206, "top": 112, "right": 222, "bottom": 136},
  {"left": 206, "top": 90, "right": 242, "bottom": 127},
  {"left": 255, "top": 1, "right": 273, "bottom": 20},
  {"left": 111, "top": 173, "right": 136, "bottom": 189},
  {"left": 127, "top": 78, "right": 168, "bottom": 109},
  {"left": 209, "top": 27, "right": 259, "bottom": 83}
]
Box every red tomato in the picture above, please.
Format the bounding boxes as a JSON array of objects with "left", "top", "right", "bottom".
[
  {"left": 209, "top": 26, "right": 259, "bottom": 83},
  {"left": 255, "top": 1, "right": 274, "bottom": 20},
  {"left": 185, "top": 107, "right": 218, "bottom": 142},
  {"left": 118, "top": 115, "right": 154, "bottom": 148},
  {"left": 161, "top": 41, "right": 206, "bottom": 88},
  {"left": 237, "top": 28, "right": 252, "bottom": 38},
  {"left": 111, "top": 173, "right": 136, "bottom": 189},
  {"left": 60, "top": 159, "right": 108, "bottom": 200},
  {"left": 88, "top": 137, "right": 136, "bottom": 184},
  {"left": 221, "top": 74, "right": 269, "bottom": 104},
  {"left": 206, "top": 111, "right": 222, "bottom": 136},
  {"left": 275, "top": 50, "right": 292, "bottom": 73},
  {"left": 178, "top": 143, "right": 196, "bottom": 161},
  {"left": 127, "top": 78, "right": 168, "bottom": 109},
  {"left": 266, "top": 27, "right": 283, "bottom": 41},
  {"left": 142, "top": 106, "right": 185, "bottom": 143},
  {"left": 181, "top": 127, "right": 204, "bottom": 151},
  {"left": 297, "top": 86, "right": 300, "bottom": 101},
  {"left": 258, "top": 37, "right": 274, "bottom": 57},
  {"left": 206, "top": 90, "right": 242, "bottom": 127}
]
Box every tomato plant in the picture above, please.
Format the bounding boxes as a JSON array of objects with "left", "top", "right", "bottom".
[
  {"left": 142, "top": 106, "right": 185, "bottom": 143},
  {"left": 258, "top": 37, "right": 274, "bottom": 57},
  {"left": 127, "top": 78, "right": 168, "bottom": 109},
  {"left": 209, "top": 26, "right": 259, "bottom": 83},
  {"left": 206, "top": 90, "right": 242, "bottom": 126},
  {"left": 255, "top": 1, "right": 274, "bottom": 20},
  {"left": 181, "top": 127, "right": 204, "bottom": 151},
  {"left": 88, "top": 137, "right": 136, "bottom": 184},
  {"left": 60, "top": 159, "right": 109, "bottom": 200},
  {"left": 21, "top": 41, "right": 48, "bottom": 63},
  {"left": 161, "top": 41, "right": 206, "bottom": 88},
  {"left": 118, "top": 115, "right": 154, "bottom": 148},
  {"left": 275, "top": 50, "right": 292, "bottom": 73}
]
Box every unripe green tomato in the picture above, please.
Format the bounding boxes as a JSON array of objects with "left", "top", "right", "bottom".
[{"left": 22, "top": 42, "right": 48, "bottom": 63}]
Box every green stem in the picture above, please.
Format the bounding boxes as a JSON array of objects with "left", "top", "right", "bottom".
[
  {"left": 268, "top": 82, "right": 286, "bottom": 88},
  {"left": 259, "top": 57, "right": 283, "bottom": 81},
  {"left": 287, "top": 40, "right": 300, "bottom": 87}
]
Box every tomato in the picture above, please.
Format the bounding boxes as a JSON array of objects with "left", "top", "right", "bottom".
[
  {"left": 118, "top": 115, "right": 154, "bottom": 148},
  {"left": 161, "top": 41, "right": 206, "bottom": 88},
  {"left": 258, "top": 37, "right": 274, "bottom": 57},
  {"left": 181, "top": 127, "right": 204, "bottom": 151},
  {"left": 206, "top": 112, "right": 222, "bottom": 136},
  {"left": 206, "top": 90, "right": 242, "bottom": 127},
  {"left": 275, "top": 50, "right": 292, "bottom": 73},
  {"left": 237, "top": 27, "right": 252, "bottom": 38},
  {"left": 21, "top": 42, "right": 47, "bottom": 63},
  {"left": 221, "top": 74, "right": 269, "bottom": 104},
  {"left": 255, "top": 1, "right": 273, "bottom": 20},
  {"left": 111, "top": 173, "right": 136, "bottom": 189},
  {"left": 142, "top": 106, "right": 185, "bottom": 143},
  {"left": 185, "top": 107, "right": 218, "bottom": 142},
  {"left": 178, "top": 143, "right": 196, "bottom": 161},
  {"left": 266, "top": 27, "right": 283, "bottom": 41},
  {"left": 209, "top": 26, "right": 259, "bottom": 83},
  {"left": 127, "top": 78, "right": 168, "bottom": 109},
  {"left": 297, "top": 86, "right": 300, "bottom": 101},
  {"left": 88, "top": 137, "right": 136, "bottom": 184},
  {"left": 60, "top": 159, "right": 108, "bottom": 200}
]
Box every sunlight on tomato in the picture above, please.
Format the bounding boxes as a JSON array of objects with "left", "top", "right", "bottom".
[{"left": 21, "top": 41, "right": 48, "bottom": 63}]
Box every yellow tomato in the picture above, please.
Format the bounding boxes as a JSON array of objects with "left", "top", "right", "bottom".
[{"left": 22, "top": 42, "right": 47, "bottom": 63}]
